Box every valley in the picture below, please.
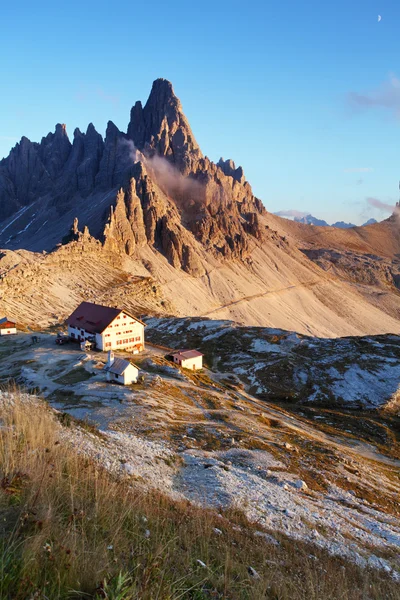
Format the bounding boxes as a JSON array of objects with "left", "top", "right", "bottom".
[{"left": 0, "top": 329, "right": 399, "bottom": 578}]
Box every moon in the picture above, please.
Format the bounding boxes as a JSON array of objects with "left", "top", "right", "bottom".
[{"left": 378, "top": 15, "right": 382, "bottom": 22}]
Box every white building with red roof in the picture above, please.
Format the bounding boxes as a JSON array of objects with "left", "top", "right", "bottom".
[
  {"left": 67, "top": 301, "right": 145, "bottom": 353},
  {"left": 171, "top": 349, "right": 203, "bottom": 371}
]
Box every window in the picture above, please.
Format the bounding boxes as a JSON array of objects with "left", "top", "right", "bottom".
[
  {"left": 71, "top": 333, "right": 75, "bottom": 338},
  {"left": 123, "top": 315, "right": 126, "bottom": 319},
  {"left": 117, "top": 316, "right": 121, "bottom": 320},
  {"left": 135, "top": 336, "right": 141, "bottom": 341},
  {"left": 105, "top": 342, "right": 111, "bottom": 348}
]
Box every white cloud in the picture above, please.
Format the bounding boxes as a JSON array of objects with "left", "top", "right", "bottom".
[{"left": 347, "top": 74, "right": 400, "bottom": 118}]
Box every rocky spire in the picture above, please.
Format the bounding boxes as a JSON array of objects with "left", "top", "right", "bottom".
[{"left": 127, "top": 78, "right": 203, "bottom": 174}]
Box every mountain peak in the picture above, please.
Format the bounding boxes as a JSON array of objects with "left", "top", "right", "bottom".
[
  {"left": 148, "top": 78, "right": 176, "bottom": 100},
  {"left": 127, "top": 78, "right": 202, "bottom": 173}
]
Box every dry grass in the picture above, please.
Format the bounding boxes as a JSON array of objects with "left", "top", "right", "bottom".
[{"left": 0, "top": 389, "right": 399, "bottom": 599}]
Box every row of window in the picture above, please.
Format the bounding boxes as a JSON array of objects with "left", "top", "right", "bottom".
[
  {"left": 108, "top": 320, "right": 135, "bottom": 328},
  {"left": 116, "top": 337, "right": 141, "bottom": 345},
  {"left": 104, "top": 337, "right": 142, "bottom": 348}
]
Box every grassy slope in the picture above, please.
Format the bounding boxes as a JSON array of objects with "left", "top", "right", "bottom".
[{"left": 0, "top": 390, "right": 399, "bottom": 599}]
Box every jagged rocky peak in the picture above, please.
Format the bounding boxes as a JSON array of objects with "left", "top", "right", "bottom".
[
  {"left": 127, "top": 78, "right": 203, "bottom": 174},
  {"left": 217, "top": 157, "right": 245, "bottom": 184},
  {"left": 0, "top": 77, "right": 266, "bottom": 262}
]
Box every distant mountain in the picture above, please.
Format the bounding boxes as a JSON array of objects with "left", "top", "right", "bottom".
[
  {"left": 294, "top": 214, "right": 329, "bottom": 226},
  {"left": 362, "top": 218, "right": 378, "bottom": 226},
  {"left": 331, "top": 221, "right": 356, "bottom": 229},
  {"left": 276, "top": 212, "right": 378, "bottom": 228}
]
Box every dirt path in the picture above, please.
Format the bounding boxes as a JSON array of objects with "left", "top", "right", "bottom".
[{"left": 200, "top": 279, "right": 328, "bottom": 317}]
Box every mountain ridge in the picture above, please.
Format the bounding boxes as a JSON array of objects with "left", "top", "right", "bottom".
[{"left": 0, "top": 79, "right": 400, "bottom": 337}]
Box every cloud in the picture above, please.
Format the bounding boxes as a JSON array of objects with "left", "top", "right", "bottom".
[
  {"left": 366, "top": 197, "right": 397, "bottom": 214},
  {"left": 120, "top": 139, "right": 204, "bottom": 205},
  {"left": 343, "top": 167, "right": 373, "bottom": 173},
  {"left": 347, "top": 74, "right": 400, "bottom": 118},
  {"left": 274, "top": 209, "right": 309, "bottom": 219}
]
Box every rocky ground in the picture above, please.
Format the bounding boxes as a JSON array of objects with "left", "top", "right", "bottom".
[
  {"left": 145, "top": 317, "right": 400, "bottom": 411},
  {"left": 0, "top": 331, "right": 399, "bottom": 579}
]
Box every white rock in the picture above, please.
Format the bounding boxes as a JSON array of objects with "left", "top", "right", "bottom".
[
  {"left": 294, "top": 479, "right": 308, "bottom": 491},
  {"left": 248, "top": 566, "right": 261, "bottom": 579},
  {"left": 196, "top": 559, "right": 207, "bottom": 568},
  {"left": 213, "top": 527, "right": 222, "bottom": 535}
]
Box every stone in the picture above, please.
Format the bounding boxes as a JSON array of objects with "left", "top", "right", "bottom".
[
  {"left": 294, "top": 479, "right": 308, "bottom": 491},
  {"left": 248, "top": 566, "right": 261, "bottom": 579}
]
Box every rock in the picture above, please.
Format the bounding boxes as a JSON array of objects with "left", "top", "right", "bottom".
[
  {"left": 121, "top": 463, "right": 136, "bottom": 476},
  {"left": 247, "top": 566, "right": 261, "bottom": 580},
  {"left": 127, "top": 78, "right": 202, "bottom": 174},
  {"left": 213, "top": 528, "right": 222, "bottom": 535},
  {"left": 254, "top": 531, "right": 280, "bottom": 545},
  {"left": 0, "top": 78, "right": 265, "bottom": 268},
  {"left": 294, "top": 479, "right": 308, "bottom": 491},
  {"left": 196, "top": 559, "right": 207, "bottom": 568},
  {"left": 217, "top": 157, "right": 245, "bottom": 184}
]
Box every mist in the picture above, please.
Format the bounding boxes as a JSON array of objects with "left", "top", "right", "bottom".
[
  {"left": 120, "top": 139, "right": 204, "bottom": 206},
  {"left": 366, "top": 197, "right": 399, "bottom": 214}
]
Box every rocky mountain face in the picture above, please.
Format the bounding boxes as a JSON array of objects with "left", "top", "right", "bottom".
[
  {"left": 1, "top": 79, "right": 400, "bottom": 338},
  {"left": 0, "top": 79, "right": 266, "bottom": 275}
]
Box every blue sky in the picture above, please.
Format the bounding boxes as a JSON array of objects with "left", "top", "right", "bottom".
[{"left": 1, "top": 0, "right": 400, "bottom": 224}]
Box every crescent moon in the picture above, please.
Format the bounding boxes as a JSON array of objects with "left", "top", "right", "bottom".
[{"left": 378, "top": 15, "right": 382, "bottom": 22}]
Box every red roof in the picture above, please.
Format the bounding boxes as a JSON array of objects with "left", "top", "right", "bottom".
[
  {"left": 0, "top": 317, "right": 16, "bottom": 327},
  {"left": 67, "top": 302, "right": 145, "bottom": 334},
  {"left": 171, "top": 349, "right": 203, "bottom": 360}
]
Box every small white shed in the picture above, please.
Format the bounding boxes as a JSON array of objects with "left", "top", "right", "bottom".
[
  {"left": 103, "top": 351, "right": 139, "bottom": 385},
  {"left": 171, "top": 349, "right": 203, "bottom": 371}
]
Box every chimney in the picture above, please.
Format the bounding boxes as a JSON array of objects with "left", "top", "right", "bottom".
[{"left": 106, "top": 350, "right": 115, "bottom": 368}]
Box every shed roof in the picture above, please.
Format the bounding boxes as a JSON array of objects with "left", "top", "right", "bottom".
[
  {"left": 67, "top": 301, "right": 146, "bottom": 334},
  {"left": 171, "top": 349, "right": 203, "bottom": 360},
  {"left": 104, "top": 357, "right": 139, "bottom": 376},
  {"left": 0, "top": 317, "right": 16, "bottom": 326}
]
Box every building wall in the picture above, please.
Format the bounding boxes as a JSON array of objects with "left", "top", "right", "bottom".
[
  {"left": 68, "top": 312, "right": 145, "bottom": 352},
  {"left": 122, "top": 365, "right": 139, "bottom": 384},
  {"left": 106, "top": 365, "right": 138, "bottom": 385},
  {"left": 0, "top": 327, "right": 17, "bottom": 336},
  {"left": 174, "top": 355, "right": 203, "bottom": 370},
  {"left": 101, "top": 314, "right": 144, "bottom": 352}
]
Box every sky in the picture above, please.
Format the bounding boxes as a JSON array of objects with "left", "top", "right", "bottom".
[{"left": 1, "top": 0, "right": 400, "bottom": 225}]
